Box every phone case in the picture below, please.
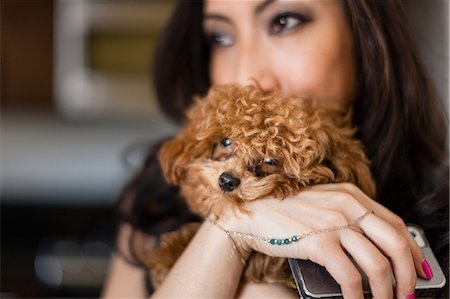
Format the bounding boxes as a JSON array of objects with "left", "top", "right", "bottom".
[{"left": 288, "top": 224, "right": 446, "bottom": 298}]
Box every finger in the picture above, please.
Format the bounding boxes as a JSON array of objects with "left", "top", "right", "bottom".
[
  {"left": 307, "top": 241, "right": 364, "bottom": 299},
  {"left": 322, "top": 248, "right": 365, "bottom": 299},
  {"left": 358, "top": 213, "right": 416, "bottom": 298},
  {"left": 310, "top": 183, "right": 428, "bottom": 279},
  {"left": 403, "top": 226, "right": 429, "bottom": 279},
  {"left": 369, "top": 206, "right": 427, "bottom": 279},
  {"left": 338, "top": 184, "right": 428, "bottom": 280},
  {"left": 340, "top": 229, "right": 394, "bottom": 299}
]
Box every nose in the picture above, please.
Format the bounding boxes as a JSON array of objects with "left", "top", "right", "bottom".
[
  {"left": 245, "top": 76, "right": 279, "bottom": 95},
  {"left": 236, "top": 45, "right": 280, "bottom": 93},
  {"left": 218, "top": 172, "right": 241, "bottom": 192}
]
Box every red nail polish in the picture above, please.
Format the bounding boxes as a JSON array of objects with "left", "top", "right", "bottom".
[
  {"left": 407, "top": 291, "right": 416, "bottom": 299},
  {"left": 422, "top": 259, "right": 433, "bottom": 279}
]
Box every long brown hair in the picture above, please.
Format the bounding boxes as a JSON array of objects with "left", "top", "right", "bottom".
[
  {"left": 119, "top": 0, "right": 448, "bottom": 285},
  {"left": 340, "top": 1, "right": 449, "bottom": 279}
]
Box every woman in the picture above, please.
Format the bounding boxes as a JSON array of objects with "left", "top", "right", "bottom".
[{"left": 102, "top": 0, "right": 448, "bottom": 298}]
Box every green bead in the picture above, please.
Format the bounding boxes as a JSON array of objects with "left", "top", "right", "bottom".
[
  {"left": 292, "top": 236, "right": 298, "bottom": 242},
  {"left": 277, "top": 239, "right": 283, "bottom": 245},
  {"left": 269, "top": 239, "right": 276, "bottom": 245},
  {"left": 284, "top": 239, "right": 290, "bottom": 244}
]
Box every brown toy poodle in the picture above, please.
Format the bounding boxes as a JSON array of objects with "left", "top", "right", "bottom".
[{"left": 144, "top": 84, "right": 375, "bottom": 289}]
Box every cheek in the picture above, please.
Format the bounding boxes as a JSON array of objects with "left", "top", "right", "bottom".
[
  {"left": 210, "top": 57, "right": 222, "bottom": 85},
  {"left": 271, "top": 40, "right": 357, "bottom": 105},
  {"left": 210, "top": 51, "right": 235, "bottom": 85}
]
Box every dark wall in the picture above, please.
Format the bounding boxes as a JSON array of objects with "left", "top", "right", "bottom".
[{"left": 1, "top": 0, "right": 54, "bottom": 111}]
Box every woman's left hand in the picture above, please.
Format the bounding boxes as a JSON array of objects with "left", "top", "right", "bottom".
[
  {"left": 306, "top": 183, "right": 429, "bottom": 282},
  {"left": 219, "top": 182, "right": 431, "bottom": 298}
]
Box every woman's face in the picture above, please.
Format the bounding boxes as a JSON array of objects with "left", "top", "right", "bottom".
[{"left": 203, "top": 0, "right": 357, "bottom": 106}]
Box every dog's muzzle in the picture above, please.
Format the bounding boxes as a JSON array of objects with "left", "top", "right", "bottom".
[{"left": 218, "top": 172, "right": 240, "bottom": 192}]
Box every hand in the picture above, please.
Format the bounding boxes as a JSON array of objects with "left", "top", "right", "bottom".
[{"left": 219, "top": 183, "right": 427, "bottom": 299}]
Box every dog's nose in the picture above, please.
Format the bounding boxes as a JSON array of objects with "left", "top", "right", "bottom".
[{"left": 218, "top": 172, "right": 240, "bottom": 192}]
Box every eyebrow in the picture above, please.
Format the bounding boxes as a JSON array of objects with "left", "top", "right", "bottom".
[
  {"left": 203, "top": 0, "right": 277, "bottom": 22},
  {"left": 203, "top": 13, "right": 229, "bottom": 22},
  {"left": 255, "top": 0, "right": 276, "bottom": 15}
]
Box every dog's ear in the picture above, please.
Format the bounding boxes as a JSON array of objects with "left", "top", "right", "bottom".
[
  {"left": 316, "top": 108, "right": 376, "bottom": 198},
  {"left": 158, "top": 97, "right": 215, "bottom": 186},
  {"left": 158, "top": 137, "right": 190, "bottom": 186}
]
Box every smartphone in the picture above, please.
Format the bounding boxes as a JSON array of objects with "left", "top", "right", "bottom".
[{"left": 288, "top": 224, "right": 446, "bottom": 298}]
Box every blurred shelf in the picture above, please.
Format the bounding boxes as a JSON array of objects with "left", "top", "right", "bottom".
[{"left": 1, "top": 111, "right": 178, "bottom": 205}]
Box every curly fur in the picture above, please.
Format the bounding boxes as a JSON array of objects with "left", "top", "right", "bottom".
[{"left": 145, "top": 84, "right": 375, "bottom": 289}]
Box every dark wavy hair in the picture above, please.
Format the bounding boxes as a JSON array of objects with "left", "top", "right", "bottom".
[{"left": 117, "top": 0, "right": 448, "bottom": 291}]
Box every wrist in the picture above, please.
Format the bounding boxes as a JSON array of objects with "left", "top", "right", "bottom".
[
  {"left": 204, "top": 218, "right": 252, "bottom": 263},
  {"left": 209, "top": 207, "right": 255, "bottom": 251},
  {"left": 153, "top": 216, "right": 248, "bottom": 297}
]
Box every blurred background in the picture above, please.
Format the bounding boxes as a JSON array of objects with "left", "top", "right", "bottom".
[
  {"left": 1, "top": 0, "right": 448, "bottom": 298},
  {"left": 2, "top": 0, "right": 177, "bottom": 297}
]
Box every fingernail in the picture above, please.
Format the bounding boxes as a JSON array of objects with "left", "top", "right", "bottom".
[
  {"left": 421, "top": 259, "right": 433, "bottom": 279},
  {"left": 407, "top": 291, "right": 416, "bottom": 299}
]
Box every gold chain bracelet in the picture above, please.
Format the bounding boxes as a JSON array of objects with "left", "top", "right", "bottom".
[{"left": 208, "top": 210, "right": 372, "bottom": 247}]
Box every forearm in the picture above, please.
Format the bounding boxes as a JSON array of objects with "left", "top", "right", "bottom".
[
  {"left": 101, "top": 253, "right": 148, "bottom": 299},
  {"left": 102, "top": 223, "right": 152, "bottom": 299},
  {"left": 151, "top": 220, "right": 249, "bottom": 298}
]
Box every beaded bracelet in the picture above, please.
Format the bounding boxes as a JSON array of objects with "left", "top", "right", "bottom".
[{"left": 208, "top": 210, "right": 372, "bottom": 247}]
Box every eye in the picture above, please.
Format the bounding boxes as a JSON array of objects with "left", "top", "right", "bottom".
[
  {"left": 212, "top": 138, "right": 236, "bottom": 161},
  {"left": 264, "top": 157, "right": 278, "bottom": 166},
  {"left": 206, "top": 32, "right": 234, "bottom": 48},
  {"left": 250, "top": 158, "right": 281, "bottom": 177},
  {"left": 269, "top": 13, "right": 308, "bottom": 35},
  {"left": 221, "top": 138, "right": 233, "bottom": 148}
]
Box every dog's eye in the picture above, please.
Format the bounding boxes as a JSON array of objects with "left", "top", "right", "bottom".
[
  {"left": 264, "top": 158, "right": 278, "bottom": 166},
  {"left": 221, "top": 138, "right": 233, "bottom": 148},
  {"left": 212, "top": 138, "right": 236, "bottom": 161},
  {"left": 251, "top": 158, "right": 281, "bottom": 177}
]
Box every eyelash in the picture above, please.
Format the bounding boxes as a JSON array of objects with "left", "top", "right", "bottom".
[
  {"left": 269, "top": 12, "right": 309, "bottom": 35},
  {"left": 204, "top": 12, "right": 309, "bottom": 49},
  {"left": 206, "top": 31, "right": 234, "bottom": 48}
]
